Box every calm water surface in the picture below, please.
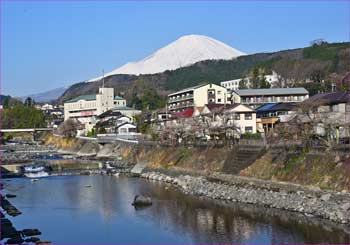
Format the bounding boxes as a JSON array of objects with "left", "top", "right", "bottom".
[{"left": 3, "top": 175, "right": 350, "bottom": 244}]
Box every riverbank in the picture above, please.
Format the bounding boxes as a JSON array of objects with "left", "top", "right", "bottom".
[
  {"left": 139, "top": 169, "right": 350, "bottom": 225},
  {"left": 43, "top": 135, "right": 350, "bottom": 224}
]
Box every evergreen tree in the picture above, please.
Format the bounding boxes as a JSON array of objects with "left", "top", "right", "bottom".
[{"left": 259, "top": 76, "right": 271, "bottom": 89}]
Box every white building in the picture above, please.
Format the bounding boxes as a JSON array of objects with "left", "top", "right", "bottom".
[
  {"left": 168, "top": 83, "right": 230, "bottom": 113},
  {"left": 116, "top": 122, "right": 137, "bottom": 135},
  {"left": 64, "top": 87, "right": 126, "bottom": 129},
  {"left": 199, "top": 103, "right": 257, "bottom": 135},
  {"left": 220, "top": 78, "right": 241, "bottom": 91},
  {"left": 220, "top": 71, "right": 281, "bottom": 90}
]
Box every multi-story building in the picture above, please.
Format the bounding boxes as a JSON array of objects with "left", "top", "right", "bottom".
[
  {"left": 220, "top": 78, "right": 241, "bottom": 91},
  {"left": 231, "top": 87, "right": 309, "bottom": 109},
  {"left": 167, "top": 83, "right": 229, "bottom": 112},
  {"left": 64, "top": 87, "right": 126, "bottom": 128},
  {"left": 220, "top": 71, "right": 281, "bottom": 91}
]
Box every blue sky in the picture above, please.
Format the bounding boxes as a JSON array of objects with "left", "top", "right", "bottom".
[{"left": 1, "top": 1, "right": 349, "bottom": 97}]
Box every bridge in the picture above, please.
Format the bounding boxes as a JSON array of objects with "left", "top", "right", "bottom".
[{"left": 0, "top": 128, "right": 54, "bottom": 133}]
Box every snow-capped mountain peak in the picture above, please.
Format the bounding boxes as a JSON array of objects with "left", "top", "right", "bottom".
[{"left": 90, "top": 34, "right": 245, "bottom": 81}]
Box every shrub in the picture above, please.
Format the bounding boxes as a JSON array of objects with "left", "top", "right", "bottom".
[{"left": 242, "top": 132, "right": 262, "bottom": 139}]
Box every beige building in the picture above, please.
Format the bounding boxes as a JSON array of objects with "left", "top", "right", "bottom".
[
  {"left": 168, "top": 83, "right": 229, "bottom": 112},
  {"left": 198, "top": 103, "right": 257, "bottom": 135},
  {"left": 64, "top": 87, "right": 126, "bottom": 128}
]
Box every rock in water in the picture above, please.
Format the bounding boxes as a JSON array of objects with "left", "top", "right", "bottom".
[
  {"left": 132, "top": 195, "right": 152, "bottom": 207},
  {"left": 5, "top": 236, "right": 24, "bottom": 244},
  {"left": 25, "top": 237, "right": 40, "bottom": 243},
  {"left": 22, "top": 229, "right": 42, "bottom": 236}
]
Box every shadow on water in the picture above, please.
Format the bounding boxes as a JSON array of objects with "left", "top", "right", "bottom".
[{"left": 2, "top": 175, "right": 350, "bottom": 244}]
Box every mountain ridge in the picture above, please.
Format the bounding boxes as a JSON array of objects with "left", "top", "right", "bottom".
[
  {"left": 89, "top": 34, "right": 245, "bottom": 81},
  {"left": 58, "top": 41, "right": 349, "bottom": 105}
]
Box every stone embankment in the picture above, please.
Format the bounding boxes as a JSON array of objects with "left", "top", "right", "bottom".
[
  {"left": 2, "top": 144, "right": 57, "bottom": 163},
  {"left": 140, "top": 170, "right": 350, "bottom": 224}
]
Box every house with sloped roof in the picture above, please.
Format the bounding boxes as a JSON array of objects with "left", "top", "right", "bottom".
[
  {"left": 301, "top": 91, "right": 350, "bottom": 140},
  {"left": 255, "top": 102, "right": 299, "bottom": 133}
]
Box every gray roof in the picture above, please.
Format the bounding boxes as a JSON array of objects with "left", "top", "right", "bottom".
[
  {"left": 168, "top": 84, "right": 207, "bottom": 96},
  {"left": 112, "top": 106, "right": 138, "bottom": 111},
  {"left": 114, "top": 96, "right": 125, "bottom": 100},
  {"left": 65, "top": 94, "right": 96, "bottom": 103},
  {"left": 235, "top": 88, "right": 309, "bottom": 96}
]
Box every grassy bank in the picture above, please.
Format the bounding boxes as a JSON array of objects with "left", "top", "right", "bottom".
[
  {"left": 240, "top": 149, "right": 350, "bottom": 192},
  {"left": 123, "top": 144, "right": 350, "bottom": 192}
]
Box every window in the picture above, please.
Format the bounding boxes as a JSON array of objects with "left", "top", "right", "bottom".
[
  {"left": 218, "top": 91, "right": 221, "bottom": 95},
  {"left": 245, "top": 113, "right": 252, "bottom": 120},
  {"left": 330, "top": 104, "right": 339, "bottom": 112},
  {"left": 245, "top": 126, "right": 253, "bottom": 133},
  {"left": 234, "top": 114, "right": 240, "bottom": 120},
  {"left": 218, "top": 98, "right": 222, "bottom": 103}
]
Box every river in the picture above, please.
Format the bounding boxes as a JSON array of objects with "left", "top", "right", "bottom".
[{"left": 2, "top": 175, "right": 349, "bottom": 244}]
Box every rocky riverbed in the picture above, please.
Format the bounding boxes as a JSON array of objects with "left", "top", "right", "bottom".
[
  {"left": 140, "top": 170, "right": 350, "bottom": 225},
  {"left": 0, "top": 194, "right": 50, "bottom": 244}
]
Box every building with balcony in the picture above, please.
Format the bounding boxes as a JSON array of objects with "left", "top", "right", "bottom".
[
  {"left": 167, "top": 83, "right": 229, "bottom": 112},
  {"left": 231, "top": 87, "right": 309, "bottom": 109},
  {"left": 64, "top": 87, "right": 126, "bottom": 129}
]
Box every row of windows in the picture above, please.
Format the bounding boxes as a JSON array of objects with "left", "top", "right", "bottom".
[
  {"left": 221, "top": 81, "right": 240, "bottom": 88},
  {"left": 242, "top": 95, "right": 306, "bottom": 103},
  {"left": 66, "top": 101, "right": 97, "bottom": 110}
]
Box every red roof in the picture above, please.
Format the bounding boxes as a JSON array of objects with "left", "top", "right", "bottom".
[{"left": 171, "top": 108, "right": 194, "bottom": 118}]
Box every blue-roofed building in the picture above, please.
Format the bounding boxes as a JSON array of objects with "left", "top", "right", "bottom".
[{"left": 255, "top": 102, "right": 299, "bottom": 133}]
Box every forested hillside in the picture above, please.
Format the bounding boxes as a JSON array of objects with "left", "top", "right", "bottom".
[{"left": 58, "top": 41, "right": 350, "bottom": 109}]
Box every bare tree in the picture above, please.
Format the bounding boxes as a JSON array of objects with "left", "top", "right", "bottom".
[{"left": 56, "top": 119, "right": 80, "bottom": 137}]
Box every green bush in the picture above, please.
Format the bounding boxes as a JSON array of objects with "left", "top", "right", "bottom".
[
  {"left": 86, "top": 129, "right": 95, "bottom": 137},
  {"left": 242, "top": 132, "right": 262, "bottom": 139}
]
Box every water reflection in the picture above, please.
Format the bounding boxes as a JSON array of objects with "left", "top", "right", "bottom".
[{"left": 4, "top": 176, "right": 350, "bottom": 244}]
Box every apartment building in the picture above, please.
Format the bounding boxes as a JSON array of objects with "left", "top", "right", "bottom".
[
  {"left": 64, "top": 87, "right": 126, "bottom": 128},
  {"left": 232, "top": 87, "right": 309, "bottom": 109},
  {"left": 167, "top": 83, "right": 229, "bottom": 113}
]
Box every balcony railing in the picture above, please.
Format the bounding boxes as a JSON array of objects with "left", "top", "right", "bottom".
[
  {"left": 168, "top": 103, "right": 194, "bottom": 110},
  {"left": 168, "top": 94, "right": 194, "bottom": 103}
]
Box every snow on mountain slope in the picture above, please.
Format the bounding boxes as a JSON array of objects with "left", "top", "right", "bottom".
[{"left": 89, "top": 34, "right": 245, "bottom": 81}]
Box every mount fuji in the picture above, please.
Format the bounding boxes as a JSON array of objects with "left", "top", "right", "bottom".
[{"left": 89, "top": 34, "right": 245, "bottom": 81}]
